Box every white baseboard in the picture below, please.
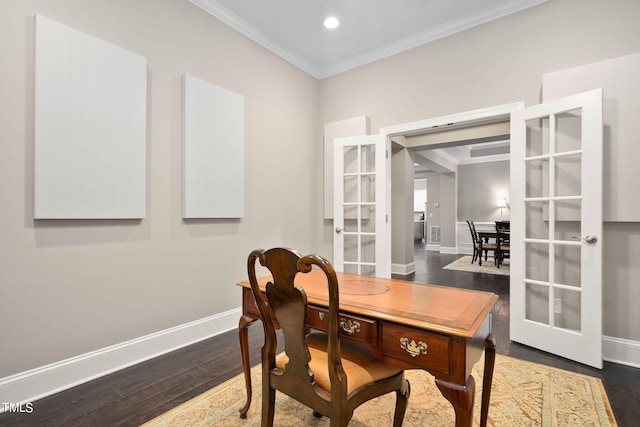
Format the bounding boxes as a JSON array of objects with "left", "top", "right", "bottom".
[
  {"left": 0, "top": 308, "right": 242, "bottom": 410},
  {"left": 2, "top": 308, "right": 637, "bottom": 411},
  {"left": 391, "top": 262, "right": 415, "bottom": 275},
  {"left": 603, "top": 335, "right": 640, "bottom": 368},
  {"left": 425, "top": 244, "right": 440, "bottom": 251},
  {"left": 439, "top": 246, "right": 458, "bottom": 254}
]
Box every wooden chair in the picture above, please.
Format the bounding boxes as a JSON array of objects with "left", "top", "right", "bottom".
[
  {"left": 247, "top": 248, "right": 410, "bottom": 427},
  {"left": 495, "top": 223, "right": 510, "bottom": 268},
  {"left": 467, "top": 220, "right": 498, "bottom": 265},
  {"left": 495, "top": 220, "right": 510, "bottom": 233}
]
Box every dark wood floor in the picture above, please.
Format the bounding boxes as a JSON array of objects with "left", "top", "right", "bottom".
[{"left": 1, "top": 246, "right": 638, "bottom": 426}]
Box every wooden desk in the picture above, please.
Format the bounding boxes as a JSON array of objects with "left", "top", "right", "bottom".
[{"left": 237, "top": 270, "right": 498, "bottom": 427}]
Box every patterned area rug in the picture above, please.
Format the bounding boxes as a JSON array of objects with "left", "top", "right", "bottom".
[
  {"left": 443, "top": 256, "right": 510, "bottom": 276},
  {"left": 142, "top": 354, "right": 616, "bottom": 427}
]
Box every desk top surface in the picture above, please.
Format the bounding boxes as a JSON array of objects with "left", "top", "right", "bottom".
[{"left": 238, "top": 270, "right": 497, "bottom": 339}]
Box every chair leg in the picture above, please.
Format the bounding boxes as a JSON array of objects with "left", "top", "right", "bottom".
[
  {"left": 328, "top": 396, "right": 352, "bottom": 427},
  {"left": 393, "top": 378, "right": 411, "bottom": 427},
  {"left": 328, "top": 418, "right": 344, "bottom": 427},
  {"left": 261, "top": 385, "right": 275, "bottom": 427}
]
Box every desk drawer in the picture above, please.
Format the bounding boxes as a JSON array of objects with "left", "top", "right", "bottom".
[
  {"left": 382, "top": 322, "right": 450, "bottom": 373},
  {"left": 307, "top": 306, "right": 377, "bottom": 345}
]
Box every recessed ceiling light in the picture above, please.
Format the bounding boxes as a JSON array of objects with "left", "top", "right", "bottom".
[{"left": 323, "top": 16, "right": 339, "bottom": 29}]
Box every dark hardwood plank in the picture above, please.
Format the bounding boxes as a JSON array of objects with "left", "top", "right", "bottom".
[{"left": 0, "top": 247, "right": 637, "bottom": 426}]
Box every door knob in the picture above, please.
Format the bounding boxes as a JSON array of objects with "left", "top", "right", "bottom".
[
  {"left": 572, "top": 235, "right": 598, "bottom": 244},
  {"left": 335, "top": 227, "right": 346, "bottom": 233}
]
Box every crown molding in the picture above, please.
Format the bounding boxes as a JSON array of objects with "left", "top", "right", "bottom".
[
  {"left": 190, "top": 0, "right": 547, "bottom": 79},
  {"left": 189, "top": 0, "right": 319, "bottom": 75},
  {"left": 317, "top": 0, "right": 548, "bottom": 78}
]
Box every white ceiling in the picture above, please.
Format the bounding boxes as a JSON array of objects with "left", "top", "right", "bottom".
[
  {"left": 190, "top": 0, "right": 546, "bottom": 79},
  {"left": 190, "top": 0, "right": 536, "bottom": 169},
  {"left": 412, "top": 140, "right": 510, "bottom": 174}
]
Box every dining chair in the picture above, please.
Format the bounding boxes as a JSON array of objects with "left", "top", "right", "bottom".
[
  {"left": 247, "top": 247, "right": 410, "bottom": 427},
  {"left": 467, "top": 220, "right": 498, "bottom": 265},
  {"left": 495, "top": 223, "right": 510, "bottom": 267},
  {"left": 495, "top": 220, "right": 510, "bottom": 233}
]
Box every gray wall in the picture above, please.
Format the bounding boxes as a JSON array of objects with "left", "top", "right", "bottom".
[
  {"left": 426, "top": 173, "right": 442, "bottom": 243},
  {"left": 458, "top": 161, "right": 510, "bottom": 222},
  {"left": 391, "top": 144, "right": 415, "bottom": 268},
  {"left": 416, "top": 171, "right": 442, "bottom": 244},
  {"left": 439, "top": 173, "right": 457, "bottom": 249},
  {"left": 1, "top": 0, "right": 319, "bottom": 377},
  {"left": 316, "top": 0, "right": 640, "bottom": 343},
  {"left": 3, "top": 0, "right": 640, "bottom": 381}
]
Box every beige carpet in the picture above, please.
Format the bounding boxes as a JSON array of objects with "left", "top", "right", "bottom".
[
  {"left": 443, "top": 256, "right": 510, "bottom": 276},
  {"left": 142, "top": 354, "right": 616, "bottom": 427}
]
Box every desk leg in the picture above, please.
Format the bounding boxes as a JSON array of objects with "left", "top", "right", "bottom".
[
  {"left": 436, "top": 375, "right": 475, "bottom": 427},
  {"left": 238, "top": 314, "right": 258, "bottom": 419},
  {"left": 480, "top": 334, "right": 496, "bottom": 427}
]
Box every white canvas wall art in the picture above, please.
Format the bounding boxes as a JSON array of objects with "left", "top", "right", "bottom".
[
  {"left": 182, "top": 74, "right": 244, "bottom": 218},
  {"left": 34, "top": 15, "right": 147, "bottom": 219}
]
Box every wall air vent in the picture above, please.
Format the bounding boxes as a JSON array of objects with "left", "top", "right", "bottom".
[{"left": 430, "top": 226, "right": 441, "bottom": 244}]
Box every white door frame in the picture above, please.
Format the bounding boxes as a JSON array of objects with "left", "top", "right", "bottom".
[
  {"left": 379, "top": 101, "right": 525, "bottom": 272},
  {"left": 380, "top": 102, "right": 524, "bottom": 138}
]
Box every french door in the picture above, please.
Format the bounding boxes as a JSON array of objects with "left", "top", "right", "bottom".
[
  {"left": 510, "top": 88, "right": 603, "bottom": 368},
  {"left": 333, "top": 135, "right": 390, "bottom": 278}
]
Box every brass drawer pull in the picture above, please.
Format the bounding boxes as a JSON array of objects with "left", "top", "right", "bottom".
[
  {"left": 340, "top": 318, "right": 361, "bottom": 335},
  {"left": 400, "top": 338, "right": 428, "bottom": 357}
]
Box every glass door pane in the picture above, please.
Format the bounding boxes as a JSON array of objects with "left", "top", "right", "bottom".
[
  {"left": 341, "top": 142, "right": 377, "bottom": 276},
  {"left": 524, "top": 108, "right": 584, "bottom": 332}
]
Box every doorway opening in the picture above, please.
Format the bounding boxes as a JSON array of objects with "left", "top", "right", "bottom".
[{"left": 381, "top": 102, "right": 523, "bottom": 276}]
